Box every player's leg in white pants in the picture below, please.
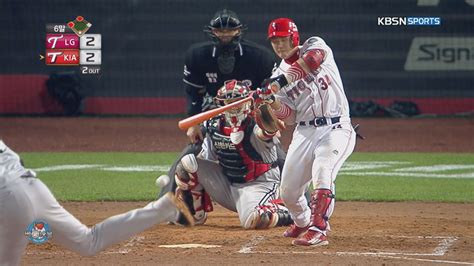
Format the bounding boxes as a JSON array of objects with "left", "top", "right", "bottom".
[
  {"left": 311, "top": 123, "right": 356, "bottom": 220},
  {"left": 279, "top": 128, "right": 315, "bottom": 228},
  {"left": 27, "top": 178, "right": 180, "bottom": 256},
  {"left": 0, "top": 178, "right": 35, "bottom": 266},
  {"left": 0, "top": 177, "right": 182, "bottom": 264}
]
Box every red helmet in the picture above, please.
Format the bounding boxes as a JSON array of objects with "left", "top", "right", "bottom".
[{"left": 267, "top": 18, "right": 299, "bottom": 47}]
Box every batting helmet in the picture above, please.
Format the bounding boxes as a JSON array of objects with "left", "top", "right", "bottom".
[{"left": 267, "top": 18, "right": 300, "bottom": 47}]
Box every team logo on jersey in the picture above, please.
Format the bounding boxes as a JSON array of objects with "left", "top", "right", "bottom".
[
  {"left": 206, "top": 72, "right": 217, "bottom": 83},
  {"left": 25, "top": 220, "right": 52, "bottom": 244}
]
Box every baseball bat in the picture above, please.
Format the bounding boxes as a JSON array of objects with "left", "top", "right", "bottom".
[{"left": 178, "top": 96, "right": 254, "bottom": 130}]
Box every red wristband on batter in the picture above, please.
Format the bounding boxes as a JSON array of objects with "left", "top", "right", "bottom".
[{"left": 302, "top": 49, "right": 325, "bottom": 72}]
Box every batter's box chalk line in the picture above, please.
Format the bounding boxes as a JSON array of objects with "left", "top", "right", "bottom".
[
  {"left": 25, "top": 236, "right": 145, "bottom": 256},
  {"left": 158, "top": 244, "right": 222, "bottom": 249},
  {"left": 104, "top": 235, "right": 145, "bottom": 254},
  {"left": 238, "top": 235, "right": 472, "bottom": 265}
]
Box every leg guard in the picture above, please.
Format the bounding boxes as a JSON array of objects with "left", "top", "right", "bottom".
[
  {"left": 309, "top": 189, "right": 334, "bottom": 231},
  {"left": 174, "top": 154, "right": 199, "bottom": 191},
  {"left": 174, "top": 188, "right": 209, "bottom": 226},
  {"left": 174, "top": 154, "right": 212, "bottom": 225},
  {"left": 244, "top": 203, "right": 293, "bottom": 229},
  {"left": 189, "top": 189, "right": 213, "bottom": 225}
]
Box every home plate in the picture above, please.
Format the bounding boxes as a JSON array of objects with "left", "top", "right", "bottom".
[{"left": 159, "top": 244, "right": 221, "bottom": 249}]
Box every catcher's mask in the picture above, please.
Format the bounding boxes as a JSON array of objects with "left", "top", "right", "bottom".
[
  {"left": 204, "top": 9, "right": 248, "bottom": 74},
  {"left": 215, "top": 79, "right": 251, "bottom": 127}
]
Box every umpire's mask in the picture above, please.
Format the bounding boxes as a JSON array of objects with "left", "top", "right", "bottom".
[{"left": 204, "top": 9, "right": 247, "bottom": 74}]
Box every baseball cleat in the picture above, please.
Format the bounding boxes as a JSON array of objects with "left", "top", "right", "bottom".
[
  {"left": 283, "top": 223, "right": 309, "bottom": 238},
  {"left": 292, "top": 227, "right": 329, "bottom": 246},
  {"left": 166, "top": 192, "right": 195, "bottom": 227},
  {"left": 193, "top": 211, "right": 208, "bottom": 225}
]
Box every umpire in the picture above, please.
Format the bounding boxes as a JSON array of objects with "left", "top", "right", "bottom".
[{"left": 159, "top": 9, "right": 284, "bottom": 202}]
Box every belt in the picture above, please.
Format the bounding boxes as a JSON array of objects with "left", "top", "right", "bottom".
[{"left": 299, "top": 117, "right": 341, "bottom": 127}]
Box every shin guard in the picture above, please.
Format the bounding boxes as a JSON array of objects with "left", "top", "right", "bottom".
[{"left": 309, "top": 189, "right": 334, "bottom": 231}]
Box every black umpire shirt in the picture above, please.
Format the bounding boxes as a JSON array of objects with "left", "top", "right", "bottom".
[{"left": 183, "top": 39, "right": 277, "bottom": 116}]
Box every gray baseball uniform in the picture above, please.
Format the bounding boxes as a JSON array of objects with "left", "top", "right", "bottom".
[
  {"left": 196, "top": 118, "right": 281, "bottom": 227},
  {"left": 0, "top": 140, "right": 185, "bottom": 265}
]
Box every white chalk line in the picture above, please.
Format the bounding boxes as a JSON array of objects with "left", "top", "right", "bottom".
[
  {"left": 34, "top": 164, "right": 171, "bottom": 172},
  {"left": 340, "top": 171, "right": 474, "bottom": 179},
  {"left": 238, "top": 235, "right": 265, "bottom": 254},
  {"left": 26, "top": 235, "right": 145, "bottom": 255},
  {"left": 373, "top": 255, "right": 474, "bottom": 265},
  {"left": 103, "top": 235, "right": 145, "bottom": 254},
  {"left": 238, "top": 235, "right": 472, "bottom": 265},
  {"left": 159, "top": 244, "right": 222, "bottom": 249},
  {"left": 34, "top": 162, "right": 474, "bottom": 179},
  {"left": 433, "top": 236, "right": 458, "bottom": 256},
  {"left": 25, "top": 234, "right": 470, "bottom": 265}
]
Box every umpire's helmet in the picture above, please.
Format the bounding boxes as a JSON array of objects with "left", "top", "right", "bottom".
[{"left": 204, "top": 9, "right": 247, "bottom": 46}]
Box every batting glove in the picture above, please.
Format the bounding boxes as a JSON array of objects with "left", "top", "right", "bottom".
[
  {"left": 267, "top": 74, "right": 289, "bottom": 93},
  {"left": 255, "top": 87, "right": 275, "bottom": 105}
]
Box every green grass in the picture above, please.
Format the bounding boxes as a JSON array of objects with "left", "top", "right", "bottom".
[
  {"left": 21, "top": 152, "right": 177, "bottom": 201},
  {"left": 19, "top": 152, "right": 474, "bottom": 203},
  {"left": 337, "top": 153, "right": 474, "bottom": 202}
]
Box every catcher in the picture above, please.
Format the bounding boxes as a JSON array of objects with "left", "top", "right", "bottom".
[{"left": 173, "top": 79, "right": 291, "bottom": 229}]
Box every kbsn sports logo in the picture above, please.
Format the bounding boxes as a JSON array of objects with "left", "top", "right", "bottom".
[{"left": 377, "top": 17, "right": 441, "bottom": 26}]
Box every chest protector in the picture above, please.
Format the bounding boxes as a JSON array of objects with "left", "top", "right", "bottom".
[{"left": 207, "top": 117, "right": 276, "bottom": 183}]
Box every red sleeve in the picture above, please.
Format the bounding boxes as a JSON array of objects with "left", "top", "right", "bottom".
[{"left": 301, "top": 49, "right": 325, "bottom": 72}]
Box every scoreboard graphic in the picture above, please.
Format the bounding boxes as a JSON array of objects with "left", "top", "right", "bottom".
[{"left": 43, "top": 16, "right": 101, "bottom": 75}]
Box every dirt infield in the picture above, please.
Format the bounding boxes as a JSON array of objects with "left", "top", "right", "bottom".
[
  {"left": 2, "top": 117, "right": 473, "bottom": 152},
  {"left": 1, "top": 117, "right": 473, "bottom": 265},
  {"left": 22, "top": 202, "right": 474, "bottom": 265}
]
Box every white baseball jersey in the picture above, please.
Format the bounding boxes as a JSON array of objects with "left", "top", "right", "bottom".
[
  {"left": 273, "top": 37, "right": 356, "bottom": 230},
  {"left": 0, "top": 140, "right": 182, "bottom": 265},
  {"left": 273, "top": 36, "right": 351, "bottom": 124}
]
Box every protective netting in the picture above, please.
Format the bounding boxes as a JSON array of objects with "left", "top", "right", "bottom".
[{"left": 0, "top": 0, "right": 473, "bottom": 115}]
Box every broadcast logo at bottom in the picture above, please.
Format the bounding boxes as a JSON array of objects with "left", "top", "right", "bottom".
[{"left": 25, "top": 220, "right": 52, "bottom": 244}]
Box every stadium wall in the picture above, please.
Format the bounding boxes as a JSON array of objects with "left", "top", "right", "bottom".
[{"left": 0, "top": 0, "right": 472, "bottom": 115}]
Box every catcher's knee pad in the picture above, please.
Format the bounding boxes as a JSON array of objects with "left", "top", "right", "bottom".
[
  {"left": 309, "top": 189, "right": 334, "bottom": 231},
  {"left": 175, "top": 154, "right": 199, "bottom": 190},
  {"left": 243, "top": 203, "right": 293, "bottom": 230}
]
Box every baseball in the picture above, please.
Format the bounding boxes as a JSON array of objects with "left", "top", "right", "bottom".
[{"left": 155, "top": 175, "right": 170, "bottom": 188}]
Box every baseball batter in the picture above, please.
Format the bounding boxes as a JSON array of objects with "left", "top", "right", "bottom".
[
  {"left": 0, "top": 140, "right": 193, "bottom": 265},
  {"left": 173, "top": 80, "right": 292, "bottom": 229},
  {"left": 258, "top": 18, "right": 356, "bottom": 246}
]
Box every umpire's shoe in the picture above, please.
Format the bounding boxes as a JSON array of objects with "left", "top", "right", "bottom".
[{"left": 166, "top": 192, "right": 194, "bottom": 227}]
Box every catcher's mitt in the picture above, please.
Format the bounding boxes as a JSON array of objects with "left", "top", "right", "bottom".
[{"left": 254, "top": 104, "right": 286, "bottom": 134}]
